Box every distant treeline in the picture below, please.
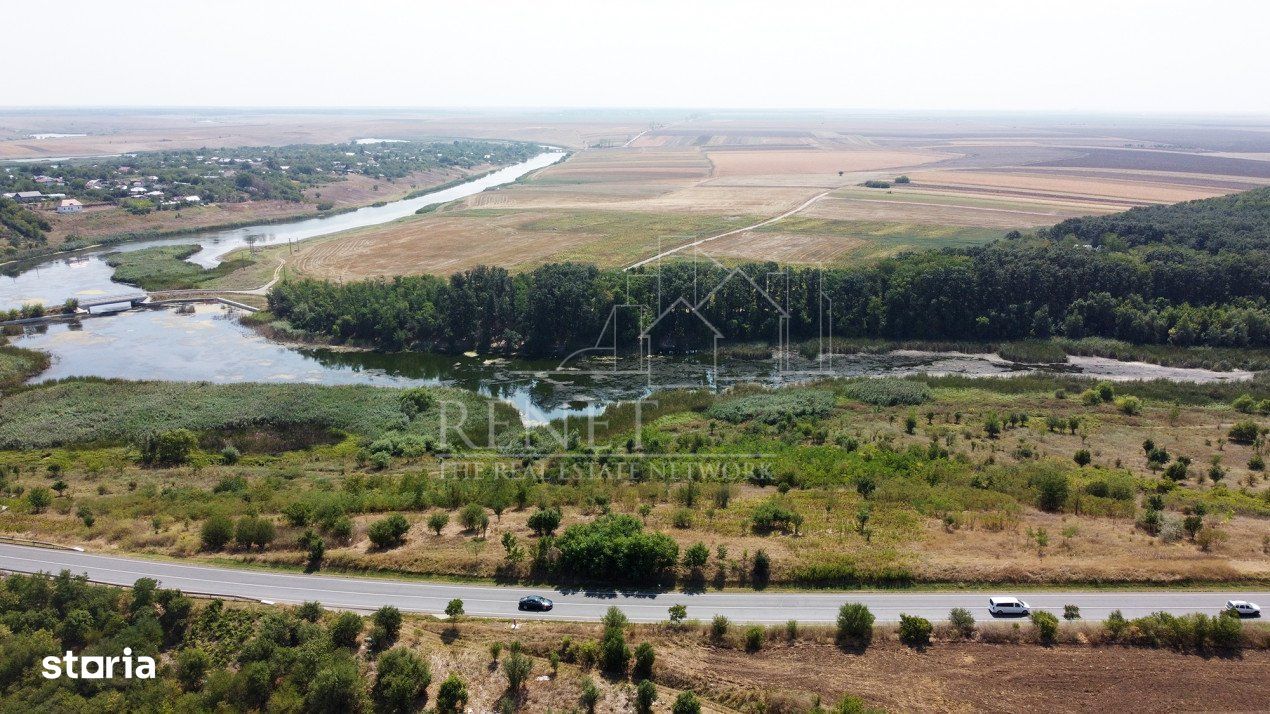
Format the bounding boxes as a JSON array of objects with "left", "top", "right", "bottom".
[{"left": 268, "top": 189, "right": 1270, "bottom": 355}]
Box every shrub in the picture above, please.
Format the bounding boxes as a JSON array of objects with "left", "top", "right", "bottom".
[
  {"left": 751, "top": 500, "right": 798, "bottom": 533},
  {"left": 707, "top": 388, "right": 836, "bottom": 423},
  {"left": 368, "top": 514, "right": 410, "bottom": 549},
  {"left": 329, "top": 611, "right": 362, "bottom": 648},
  {"left": 1232, "top": 394, "right": 1256, "bottom": 413},
  {"left": 672, "top": 691, "right": 702, "bottom": 714},
  {"left": 632, "top": 641, "right": 655, "bottom": 680},
  {"left": 898, "top": 613, "right": 932, "bottom": 648},
  {"left": 668, "top": 604, "right": 688, "bottom": 624},
  {"left": 1228, "top": 420, "right": 1261, "bottom": 444},
  {"left": 138, "top": 428, "right": 198, "bottom": 466},
  {"left": 635, "top": 680, "right": 657, "bottom": 714},
  {"left": 836, "top": 603, "right": 874, "bottom": 648},
  {"left": 579, "top": 677, "right": 600, "bottom": 713},
  {"left": 751, "top": 549, "right": 772, "bottom": 589},
  {"left": 1115, "top": 396, "right": 1142, "bottom": 415},
  {"left": 372, "top": 605, "right": 403, "bottom": 648},
  {"left": 528, "top": 506, "right": 562, "bottom": 536},
  {"left": 841, "top": 378, "right": 931, "bottom": 406},
  {"left": 1210, "top": 612, "right": 1243, "bottom": 650},
  {"left": 601, "top": 629, "right": 630, "bottom": 674},
  {"left": 234, "top": 516, "right": 276, "bottom": 550},
  {"left": 711, "top": 614, "right": 730, "bottom": 639},
  {"left": 682, "top": 542, "right": 709, "bottom": 570},
  {"left": 427, "top": 510, "right": 449, "bottom": 535},
  {"left": 297, "top": 601, "right": 324, "bottom": 622},
  {"left": 1105, "top": 609, "right": 1129, "bottom": 639},
  {"left": 459, "top": 503, "right": 489, "bottom": 534},
  {"left": 436, "top": 674, "right": 469, "bottom": 714},
  {"left": 200, "top": 515, "right": 234, "bottom": 550},
  {"left": 948, "top": 607, "right": 975, "bottom": 638},
  {"left": 1031, "top": 610, "right": 1060, "bottom": 645},
  {"left": 1063, "top": 604, "right": 1081, "bottom": 621},
  {"left": 25, "top": 487, "right": 51, "bottom": 513},
  {"left": 1073, "top": 449, "right": 1091, "bottom": 467},
  {"left": 556, "top": 514, "right": 679, "bottom": 583},
  {"left": 744, "top": 625, "right": 765, "bottom": 652},
  {"left": 503, "top": 648, "right": 533, "bottom": 692},
  {"left": 220, "top": 445, "right": 241, "bottom": 464},
  {"left": 1032, "top": 471, "right": 1069, "bottom": 512},
  {"left": 373, "top": 647, "right": 431, "bottom": 713}
]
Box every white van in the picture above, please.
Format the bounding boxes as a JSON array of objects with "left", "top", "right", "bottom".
[{"left": 988, "top": 597, "right": 1031, "bottom": 616}]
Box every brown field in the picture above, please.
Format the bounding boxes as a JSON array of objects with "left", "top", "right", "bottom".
[
  {"left": 27, "top": 111, "right": 1263, "bottom": 278},
  {"left": 368, "top": 615, "right": 1270, "bottom": 713},
  {"left": 704, "top": 148, "right": 954, "bottom": 177}
]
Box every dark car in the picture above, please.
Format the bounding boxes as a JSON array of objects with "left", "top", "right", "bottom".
[{"left": 518, "top": 595, "right": 554, "bottom": 612}]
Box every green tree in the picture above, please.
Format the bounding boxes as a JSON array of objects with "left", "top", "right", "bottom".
[
  {"left": 528, "top": 506, "right": 562, "bottom": 536},
  {"left": 672, "top": 691, "right": 702, "bottom": 714},
  {"left": 632, "top": 641, "right": 655, "bottom": 680},
  {"left": 427, "top": 510, "right": 449, "bottom": 535},
  {"left": 138, "top": 428, "right": 198, "bottom": 466},
  {"left": 1031, "top": 610, "right": 1060, "bottom": 645},
  {"left": 26, "top": 487, "right": 51, "bottom": 513},
  {"left": 503, "top": 646, "right": 533, "bottom": 693},
  {"left": 371, "top": 605, "right": 403, "bottom": 649}
]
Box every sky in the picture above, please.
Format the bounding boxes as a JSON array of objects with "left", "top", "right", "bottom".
[{"left": 8, "top": 0, "right": 1270, "bottom": 113}]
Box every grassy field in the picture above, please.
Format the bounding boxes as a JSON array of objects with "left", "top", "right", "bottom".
[
  {"left": 0, "top": 340, "right": 48, "bottom": 391},
  {"left": 104, "top": 244, "right": 256, "bottom": 291},
  {"left": 2, "top": 373, "right": 1265, "bottom": 587}
]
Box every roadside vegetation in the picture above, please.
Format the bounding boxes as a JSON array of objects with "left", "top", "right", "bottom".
[
  {"left": 1, "top": 372, "right": 1265, "bottom": 588},
  {"left": 1, "top": 572, "right": 1266, "bottom": 712}
]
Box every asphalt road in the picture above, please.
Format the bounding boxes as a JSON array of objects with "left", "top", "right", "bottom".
[{"left": 1, "top": 543, "right": 1264, "bottom": 623}]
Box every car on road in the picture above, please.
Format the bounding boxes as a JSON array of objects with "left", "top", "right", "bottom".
[
  {"left": 1226, "top": 600, "right": 1261, "bottom": 617},
  {"left": 988, "top": 597, "right": 1030, "bottom": 617},
  {"left": 518, "top": 595, "right": 554, "bottom": 612}
]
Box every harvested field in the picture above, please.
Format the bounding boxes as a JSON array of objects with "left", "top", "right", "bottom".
[
  {"left": 705, "top": 148, "right": 954, "bottom": 177},
  {"left": 907, "top": 169, "right": 1230, "bottom": 206},
  {"left": 1038, "top": 147, "right": 1270, "bottom": 178},
  {"left": 807, "top": 190, "right": 1094, "bottom": 229}
]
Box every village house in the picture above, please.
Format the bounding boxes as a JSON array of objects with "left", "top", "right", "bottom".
[
  {"left": 14, "top": 190, "right": 43, "bottom": 202},
  {"left": 57, "top": 198, "right": 83, "bottom": 214}
]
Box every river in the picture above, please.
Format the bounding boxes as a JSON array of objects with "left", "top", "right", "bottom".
[
  {"left": 0, "top": 151, "right": 566, "bottom": 309},
  {"left": 8, "top": 303, "right": 1252, "bottom": 425}
]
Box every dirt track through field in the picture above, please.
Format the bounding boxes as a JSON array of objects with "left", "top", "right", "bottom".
[{"left": 624, "top": 188, "right": 835, "bottom": 269}]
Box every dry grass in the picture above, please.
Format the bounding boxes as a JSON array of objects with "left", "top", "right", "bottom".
[{"left": 704, "top": 148, "right": 953, "bottom": 177}]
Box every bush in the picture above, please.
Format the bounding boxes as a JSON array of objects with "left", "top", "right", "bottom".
[
  {"left": 528, "top": 506, "right": 562, "bottom": 536},
  {"left": 636, "top": 680, "right": 658, "bottom": 714},
  {"left": 372, "top": 605, "right": 403, "bottom": 648},
  {"left": 556, "top": 514, "right": 679, "bottom": 583},
  {"left": 1228, "top": 420, "right": 1261, "bottom": 444},
  {"left": 898, "top": 613, "right": 932, "bottom": 648},
  {"left": 601, "top": 629, "right": 630, "bottom": 674},
  {"left": 751, "top": 549, "right": 771, "bottom": 589},
  {"left": 632, "top": 641, "right": 655, "bottom": 680},
  {"left": 436, "top": 674, "right": 469, "bottom": 714},
  {"left": 367, "top": 514, "right": 411, "bottom": 550},
  {"left": 139, "top": 428, "right": 198, "bottom": 466},
  {"left": 837, "top": 603, "right": 875, "bottom": 648},
  {"left": 503, "top": 648, "right": 533, "bottom": 692},
  {"left": 579, "top": 677, "right": 600, "bottom": 713},
  {"left": 234, "top": 516, "right": 276, "bottom": 550},
  {"left": 297, "top": 601, "right": 324, "bottom": 622},
  {"left": 672, "top": 691, "right": 702, "bottom": 714},
  {"left": 427, "top": 510, "right": 449, "bottom": 535},
  {"left": 1114, "top": 396, "right": 1142, "bottom": 415},
  {"left": 329, "top": 611, "right": 362, "bottom": 648},
  {"left": 1063, "top": 604, "right": 1081, "bottom": 621},
  {"left": 707, "top": 388, "right": 836, "bottom": 424},
  {"left": 948, "top": 607, "right": 975, "bottom": 638},
  {"left": 459, "top": 503, "right": 489, "bottom": 534},
  {"left": 751, "top": 500, "right": 799, "bottom": 533},
  {"left": 711, "top": 614, "right": 730, "bottom": 639},
  {"left": 200, "top": 515, "right": 234, "bottom": 550},
  {"left": 220, "top": 445, "right": 241, "bottom": 464},
  {"left": 1033, "top": 471, "right": 1069, "bottom": 512},
  {"left": 841, "top": 378, "right": 931, "bottom": 406},
  {"left": 25, "top": 487, "right": 51, "bottom": 513},
  {"left": 373, "top": 647, "right": 431, "bottom": 713},
  {"left": 1073, "top": 449, "right": 1091, "bottom": 467},
  {"left": 1031, "top": 610, "right": 1060, "bottom": 645},
  {"left": 744, "top": 625, "right": 765, "bottom": 652}
]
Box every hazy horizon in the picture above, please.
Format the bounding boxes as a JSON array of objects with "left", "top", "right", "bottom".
[{"left": 9, "top": 0, "right": 1270, "bottom": 113}]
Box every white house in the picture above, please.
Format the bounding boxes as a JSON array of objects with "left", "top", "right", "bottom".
[
  {"left": 184, "top": 195, "right": 201, "bottom": 203},
  {"left": 57, "top": 199, "right": 83, "bottom": 214}
]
